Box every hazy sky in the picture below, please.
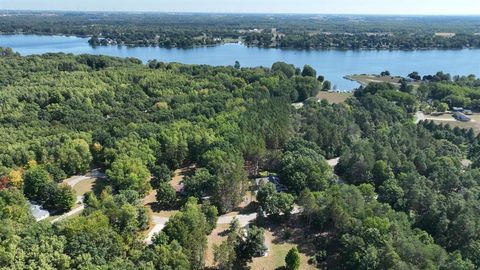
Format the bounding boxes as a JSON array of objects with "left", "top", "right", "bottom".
[{"left": 1, "top": 0, "right": 479, "bottom": 15}]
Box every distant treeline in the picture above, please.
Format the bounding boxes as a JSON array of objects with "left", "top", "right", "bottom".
[{"left": 1, "top": 12, "right": 480, "bottom": 49}]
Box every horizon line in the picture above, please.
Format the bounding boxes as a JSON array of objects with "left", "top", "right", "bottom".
[{"left": 1, "top": 9, "right": 480, "bottom": 17}]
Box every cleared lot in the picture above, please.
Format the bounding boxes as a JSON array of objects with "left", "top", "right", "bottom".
[
  {"left": 420, "top": 112, "right": 480, "bottom": 134},
  {"left": 316, "top": 91, "right": 352, "bottom": 104}
]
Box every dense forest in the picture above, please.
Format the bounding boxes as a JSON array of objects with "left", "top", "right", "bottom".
[
  {"left": 1, "top": 48, "right": 480, "bottom": 269},
  {"left": 1, "top": 12, "right": 480, "bottom": 49}
]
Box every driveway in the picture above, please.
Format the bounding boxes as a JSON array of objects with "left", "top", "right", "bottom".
[
  {"left": 51, "top": 204, "right": 85, "bottom": 224},
  {"left": 327, "top": 157, "right": 340, "bottom": 167},
  {"left": 52, "top": 169, "right": 104, "bottom": 224},
  {"left": 63, "top": 169, "right": 105, "bottom": 189},
  {"left": 415, "top": 111, "right": 426, "bottom": 124}
]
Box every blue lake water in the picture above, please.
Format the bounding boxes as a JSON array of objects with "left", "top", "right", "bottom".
[{"left": 2, "top": 34, "right": 480, "bottom": 91}]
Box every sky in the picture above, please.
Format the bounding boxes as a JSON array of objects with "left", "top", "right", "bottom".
[{"left": 0, "top": 0, "right": 479, "bottom": 15}]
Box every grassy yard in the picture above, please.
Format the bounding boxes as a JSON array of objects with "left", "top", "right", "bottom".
[
  {"left": 316, "top": 91, "right": 352, "bottom": 104},
  {"left": 204, "top": 223, "right": 316, "bottom": 270},
  {"left": 205, "top": 223, "right": 231, "bottom": 267},
  {"left": 143, "top": 165, "right": 195, "bottom": 213},
  {"left": 72, "top": 178, "right": 98, "bottom": 196},
  {"left": 249, "top": 229, "right": 315, "bottom": 270}
]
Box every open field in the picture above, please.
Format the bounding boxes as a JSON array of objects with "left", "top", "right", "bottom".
[{"left": 316, "top": 91, "right": 352, "bottom": 104}]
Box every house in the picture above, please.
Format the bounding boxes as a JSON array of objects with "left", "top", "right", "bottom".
[
  {"left": 453, "top": 111, "right": 471, "bottom": 122},
  {"left": 29, "top": 202, "right": 50, "bottom": 221},
  {"left": 452, "top": 107, "right": 464, "bottom": 112},
  {"left": 254, "top": 175, "right": 287, "bottom": 192}
]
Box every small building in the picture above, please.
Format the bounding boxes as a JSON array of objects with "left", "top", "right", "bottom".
[
  {"left": 464, "top": 110, "right": 473, "bottom": 115},
  {"left": 29, "top": 202, "right": 50, "bottom": 221},
  {"left": 254, "top": 175, "right": 287, "bottom": 192},
  {"left": 453, "top": 111, "right": 471, "bottom": 122}
]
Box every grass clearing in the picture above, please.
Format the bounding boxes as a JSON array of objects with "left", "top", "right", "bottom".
[
  {"left": 249, "top": 229, "right": 315, "bottom": 270},
  {"left": 316, "top": 91, "right": 352, "bottom": 104},
  {"left": 205, "top": 223, "right": 231, "bottom": 267},
  {"left": 72, "top": 178, "right": 97, "bottom": 196},
  {"left": 144, "top": 165, "right": 195, "bottom": 213}
]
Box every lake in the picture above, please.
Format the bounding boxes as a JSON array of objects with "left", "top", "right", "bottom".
[{"left": 2, "top": 34, "right": 480, "bottom": 91}]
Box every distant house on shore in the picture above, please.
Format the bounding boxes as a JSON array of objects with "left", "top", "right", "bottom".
[
  {"left": 453, "top": 111, "right": 471, "bottom": 122},
  {"left": 29, "top": 202, "right": 50, "bottom": 221}
]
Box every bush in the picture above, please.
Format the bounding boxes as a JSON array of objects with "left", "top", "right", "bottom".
[{"left": 285, "top": 247, "right": 301, "bottom": 270}]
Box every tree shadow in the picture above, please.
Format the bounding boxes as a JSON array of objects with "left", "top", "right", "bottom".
[
  {"left": 237, "top": 201, "right": 259, "bottom": 214},
  {"left": 91, "top": 176, "right": 109, "bottom": 195},
  {"left": 146, "top": 201, "right": 180, "bottom": 212}
]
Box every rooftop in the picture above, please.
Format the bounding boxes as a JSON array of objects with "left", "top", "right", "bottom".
[{"left": 29, "top": 202, "right": 50, "bottom": 221}]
